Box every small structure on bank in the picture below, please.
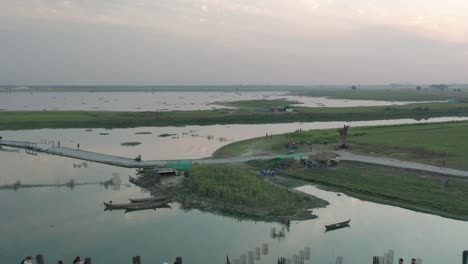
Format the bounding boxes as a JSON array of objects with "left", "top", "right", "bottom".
[
  {"left": 271, "top": 106, "right": 294, "bottom": 113},
  {"left": 336, "top": 125, "right": 351, "bottom": 149}
]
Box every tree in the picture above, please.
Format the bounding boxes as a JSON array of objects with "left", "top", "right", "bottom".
[
  {"left": 351, "top": 85, "right": 357, "bottom": 90},
  {"left": 416, "top": 86, "right": 421, "bottom": 91},
  {"left": 430, "top": 84, "right": 448, "bottom": 92}
]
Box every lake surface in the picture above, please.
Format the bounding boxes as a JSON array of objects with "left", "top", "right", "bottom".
[
  {"left": 1, "top": 118, "right": 468, "bottom": 263},
  {"left": 0, "top": 91, "right": 432, "bottom": 111}
]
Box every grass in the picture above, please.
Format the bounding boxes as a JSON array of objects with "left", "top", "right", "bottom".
[
  {"left": 214, "top": 99, "right": 300, "bottom": 111},
  {"left": 347, "top": 121, "right": 468, "bottom": 169},
  {"left": 213, "top": 128, "right": 338, "bottom": 158},
  {"left": 1, "top": 102, "right": 468, "bottom": 130},
  {"left": 293, "top": 87, "right": 468, "bottom": 101},
  {"left": 214, "top": 120, "right": 468, "bottom": 169},
  {"left": 269, "top": 161, "right": 468, "bottom": 220},
  {"left": 174, "top": 164, "right": 327, "bottom": 222}
]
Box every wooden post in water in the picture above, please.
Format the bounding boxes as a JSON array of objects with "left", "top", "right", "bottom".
[
  {"left": 336, "top": 256, "right": 343, "bottom": 264},
  {"left": 84, "top": 258, "right": 91, "bottom": 264},
  {"left": 304, "top": 247, "right": 311, "bottom": 260},
  {"left": 132, "top": 256, "right": 141, "bottom": 264},
  {"left": 36, "top": 254, "right": 44, "bottom": 264},
  {"left": 255, "top": 247, "right": 261, "bottom": 261}
]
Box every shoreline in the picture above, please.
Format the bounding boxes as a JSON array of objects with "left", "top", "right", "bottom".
[{"left": 1, "top": 101, "right": 468, "bottom": 130}]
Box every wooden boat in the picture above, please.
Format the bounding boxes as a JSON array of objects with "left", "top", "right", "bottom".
[
  {"left": 129, "top": 195, "right": 169, "bottom": 203},
  {"left": 325, "top": 219, "right": 351, "bottom": 232},
  {"left": 125, "top": 203, "right": 171, "bottom": 213},
  {"left": 129, "top": 176, "right": 139, "bottom": 185},
  {"left": 103, "top": 198, "right": 171, "bottom": 210}
]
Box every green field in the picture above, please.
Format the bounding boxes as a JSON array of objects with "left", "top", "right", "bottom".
[
  {"left": 174, "top": 164, "right": 327, "bottom": 222},
  {"left": 214, "top": 121, "right": 468, "bottom": 169},
  {"left": 1, "top": 101, "right": 468, "bottom": 130},
  {"left": 293, "top": 87, "right": 468, "bottom": 101},
  {"left": 348, "top": 121, "right": 468, "bottom": 169},
  {"left": 256, "top": 160, "right": 468, "bottom": 220}
]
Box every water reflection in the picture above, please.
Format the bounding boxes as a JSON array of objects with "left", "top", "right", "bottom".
[
  {"left": 0, "top": 91, "right": 435, "bottom": 111},
  {"left": 1, "top": 117, "right": 467, "bottom": 163},
  {"left": 1, "top": 118, "right": 468, "bottom": 263}
]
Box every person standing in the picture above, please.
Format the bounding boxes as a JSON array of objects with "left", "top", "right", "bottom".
[
  {"left": 57, "top": 141, "right": 60, "bottom": 147},
  {"left": 77, "top": 144, "right": 80, "bottom": 150},
  {"left": 21, "top": 256, "right": 33, "bottom": 264},
  {"left": 73, "top": 256, "right": 84, "bottom": 264}
]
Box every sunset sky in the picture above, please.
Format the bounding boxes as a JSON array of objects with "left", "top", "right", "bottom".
[{"left": 1, "top": 0, "right": 467, "bottom": 85}]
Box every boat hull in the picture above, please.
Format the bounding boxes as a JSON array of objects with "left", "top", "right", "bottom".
[{"left": 325, "top": 219, "right": 351, "bottom": 232}]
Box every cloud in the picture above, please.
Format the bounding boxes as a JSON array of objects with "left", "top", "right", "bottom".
[{"left": 1, "top": 0, "right": 468, "bottom": 84}]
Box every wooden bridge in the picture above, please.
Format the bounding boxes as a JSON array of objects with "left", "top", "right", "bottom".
[
  {"left": 0, "top": 140, "right": 283, "bottom": 169},
  {"left": 2, "top": 139, "right": 468, "bottom": 178}
]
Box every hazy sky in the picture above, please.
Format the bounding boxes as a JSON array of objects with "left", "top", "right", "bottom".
[{"left": 1, "top": 0, "right": 467, "bottom": 85}]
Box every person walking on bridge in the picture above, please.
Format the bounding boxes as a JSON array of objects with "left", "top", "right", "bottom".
[
  {"left": 73, "top": 256, "right": 84, "bottom": 264},
  {"left": 20, "top": 256, "right": 33, "bottom": 264}
]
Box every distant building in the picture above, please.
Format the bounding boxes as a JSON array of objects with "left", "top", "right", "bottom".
[
  {"left": 271, "top": 106, "right": 294, "bottom": 113},
  {"left": 284, "top": 106, "right": 294, "bottom": 112}
]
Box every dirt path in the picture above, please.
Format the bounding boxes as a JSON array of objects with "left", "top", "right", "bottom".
[{"left": 2, "top": 140, "right": 468, "bottom": 177}]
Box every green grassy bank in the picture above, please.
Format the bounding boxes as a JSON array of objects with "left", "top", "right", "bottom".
[
  {"left": 293, "top": 88, "right": 468, "bottom": 101},
  {"left": 250, "top": 160, "right": 468, "bottom": 221},
  {"left": 1, "top": 101, "right": 468, "bottom": 130},
  {"left": 214, "top": 121, "right": 468, "bottom": 170},
  {"left": 173, "top": 164, "right": 327, "bottom": 222}
]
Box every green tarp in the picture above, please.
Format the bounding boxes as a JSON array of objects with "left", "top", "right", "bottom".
[{"left": 165, "top": 160, "right": 192, "bottom": 170}]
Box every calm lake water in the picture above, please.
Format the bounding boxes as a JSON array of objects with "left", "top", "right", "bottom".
[
  {"left": 1, "top": 117, "right": 468, "bottom": 263},
  {"left": 0, "top": 91, "right": 432, "bottom": 111}
]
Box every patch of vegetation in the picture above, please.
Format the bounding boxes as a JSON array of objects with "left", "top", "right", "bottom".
[
  {"left": 214, "top": 120, "right": 468, "bottom": 170},
  {"left": 213, "top": 129, "right": 336, "bottom": 158},
  {"left": 1, "top": 101, "right": 467, "bottom": 130},
  {"left": 175, "top": 164, "right": 327, "bottom": 222},
  {"left": 135, "top": 131, "right": 152, "bottom": 135},
  {"left": 214, "top": 99, "right": 301, "bottom": 112},
  {"left": 158, "top": 133, "right": 177, "bottom": 137},
  {"left": 293, "top": 87, "right": 468, "bottom": 101},
  {"left": 347, "top": 121, "right": 468, "bottom": 169},
  {"left": 282, "top": 161, "right": 468, "bottom": 221},
  {"left": 120, "top": 141, "right": 141, "bottom": 147}
]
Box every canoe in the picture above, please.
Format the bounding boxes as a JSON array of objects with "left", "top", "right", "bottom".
[
  {"left": 103, "top": 199, "right": 171, "bottom": 210},
  {"left": 325, "top": 219, "right": 351, "bottom": 232},
  {"left": 129, "top": 176, "right": 139, "bottom": 185},
  {"left": 125, "top": 203, "right": 171, "bottom": 213},
  {"left": 129, "top": 195, "right": 169, "bottom": 203}
]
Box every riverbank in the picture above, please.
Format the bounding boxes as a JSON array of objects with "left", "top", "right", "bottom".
[
  {"left": 169, "top": 164, "right": 327, "bottom": 223},
  {"left": 213, "top": 121, "right": 468, "bottom": 220},
  {"left": 1, "top": 102, "right": 468, "bottom": 130},
  {"left": 134, "top": 165, "right": 328, "bottom": 223},
  {"left": 248, "top": 159, "right": 468, "bottom": 221},
  {"left": 214, "top": 120, "right": 468, "bottom": 170},
  {"left": 292, "top": 87, "right": 468, "bottom": 101}
]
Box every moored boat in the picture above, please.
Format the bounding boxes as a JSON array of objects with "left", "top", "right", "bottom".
[
  {"left": 129, "top": 195, "right": 169, "bottom": 203},
  {"left": 103, "top": 198, "right": 171, "bottom": 210},
  {"left": 125, "top": 203, "right": 172, "bottom": 213},
  {"left": 325, "top": 219, "right": 351, "bottom": 232}
]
